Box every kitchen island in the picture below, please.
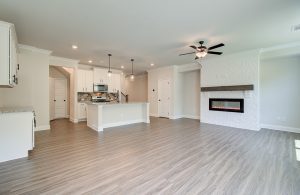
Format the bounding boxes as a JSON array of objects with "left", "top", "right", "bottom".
[{"left": 86, "top": 102, "right": 150, "bottom": 131}]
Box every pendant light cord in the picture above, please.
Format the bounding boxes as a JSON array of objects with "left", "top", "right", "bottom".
[
  {"left": 131, "top": 59, "right": 134, "bottom": 75},
  {"left": 108, "top": 54, "right": 112, "bottom": 72}
]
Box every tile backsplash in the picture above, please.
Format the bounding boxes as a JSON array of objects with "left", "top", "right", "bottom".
[{"left": 78, "top": 92, "right": 119, "bottom": 102}]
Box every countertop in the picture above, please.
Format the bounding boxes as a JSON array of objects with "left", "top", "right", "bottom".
[
  {"left": 0, "top": 107, "right": 34, "bottom": 114},
  {"left": 86, "top": 102, "right": 148, "bottom": 106}
]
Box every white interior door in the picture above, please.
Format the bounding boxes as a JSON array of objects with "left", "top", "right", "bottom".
[
  {"left": 158, "top": 80, "right": 170, "bottom": 118},
  {"left": 49, "top": 77, "right": 55, "bottom": 120},
  {"left": 54, "top": 78, "right": 67, "bottom": 119}
]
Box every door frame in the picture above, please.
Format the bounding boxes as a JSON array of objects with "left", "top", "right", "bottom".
[
  {"left": 52, "top": 78, "right": 68, "bottom": 119},
  {"left": 157, "top": 79, "right": 170, "bottom": 118}
]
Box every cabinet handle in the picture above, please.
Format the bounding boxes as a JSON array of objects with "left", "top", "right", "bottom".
[
  {"left": 13, "top": 75, "right": 16, "bottom": 83},
  {"left": 17, "top": 64, "right": 20, "bottom": 70}
]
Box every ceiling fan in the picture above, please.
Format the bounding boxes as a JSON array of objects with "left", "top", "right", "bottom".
[{"left": 179, "top": 41, "right": 225, "bottom": 60}]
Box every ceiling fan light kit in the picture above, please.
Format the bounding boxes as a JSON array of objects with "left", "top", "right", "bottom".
[{"left": 179, "top": 41, "right": 225, "bottom": 60}]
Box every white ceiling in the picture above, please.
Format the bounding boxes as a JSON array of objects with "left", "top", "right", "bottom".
[{"left": 0, "top": 0, "right": 299, "bottom": 74}]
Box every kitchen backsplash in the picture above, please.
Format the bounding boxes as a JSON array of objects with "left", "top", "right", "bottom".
[{"left": 78, "top": 92, "right": 119, "bottom": 102}]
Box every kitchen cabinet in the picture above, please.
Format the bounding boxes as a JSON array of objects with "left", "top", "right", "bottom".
[
  {"left": 78, "top": 102, "right": 87, "bottom": 120},
  {"left": 0, "top": 108, "right": 35, "bottom": 163},
  {"left": 77, "top": 69, "right": 93, "bottom": 92},
  {"left": 93, "top": 68, "right": 108, "bottom": 84},
  {"left": 108, "top": 73, "right": 120, "bottom": 93},
  {"left": 0, "top": 21, "right": 19, "bottom": 87}
]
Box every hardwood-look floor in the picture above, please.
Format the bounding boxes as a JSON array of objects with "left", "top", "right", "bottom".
[{"left": 0, "top": 118, "right": 300, "bottom": 195}]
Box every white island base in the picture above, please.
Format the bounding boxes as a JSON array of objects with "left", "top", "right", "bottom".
[{"left": 87, "top": 102, "right": 150, "bottom": 131}]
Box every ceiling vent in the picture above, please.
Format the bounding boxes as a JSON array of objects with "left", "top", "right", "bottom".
[{"left": 291, "top": 24, "right": 300, "bottom": 32}]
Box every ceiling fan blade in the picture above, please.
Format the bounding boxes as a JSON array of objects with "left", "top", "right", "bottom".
[
  {"left": 190, "top": 45, "right": 197, "bottom": 49},
  {"left": 179, "top": 52, "right": 196, "bottom": 56},
  {"left": 208, "top": 51, "right": 223, "bottom": 55},
  {"left": 208, "top": 43, "right": 224, "bottom": 50},
  {"left": 195, "top": 56, "right": 199, "bottom": 60}
]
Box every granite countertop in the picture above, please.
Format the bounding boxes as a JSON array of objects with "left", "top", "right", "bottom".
[
  {"left": 86, "top": 102, "right": 148, "bottom": 106},
  {"left": 0, "top": 106, "right": 34, "bottom": 114}
]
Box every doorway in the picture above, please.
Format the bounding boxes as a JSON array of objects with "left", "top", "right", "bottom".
[
  {"left": 158, "top": 79, "right": 170, "bottom": 118},
  {"left": 49, "top": 66, "right": 70, "bottom": 120}
]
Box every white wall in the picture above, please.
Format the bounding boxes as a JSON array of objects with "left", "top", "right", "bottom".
[
  {"left": 200, "top": 50, "right": 260, "bottom": 130},
  {"left": 260, "top": 55, "right": 300, "bottom": 132},
  {"left": 148, "top": 66, "right": 175, "bottom": 117},
  {"left": 0, "top": 47, "right": 51, "bottom": 130},
  {"left": 124, "top": 74, "right": 148, "bottom": 102},
  {"left": 181, "top": 70, "right": 200, "bottom": 119}
]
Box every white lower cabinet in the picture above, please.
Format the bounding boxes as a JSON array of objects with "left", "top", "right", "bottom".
[
  {"left": 78, "top": 103, "right": 87, "bottom": 120},
  {"left": 0, "top": 110, "right": 35, "bottom": 163}
]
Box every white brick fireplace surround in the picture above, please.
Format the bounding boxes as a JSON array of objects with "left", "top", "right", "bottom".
[{"left": 200, "top": 50, "right": 260, "bottom": 131}]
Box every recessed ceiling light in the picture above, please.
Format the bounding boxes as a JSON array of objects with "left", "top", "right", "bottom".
[
  {"left": 121, "top": 65, "right": 124, "bottom": 69},
  {"left": 150, "top": 63, "right": 154, "bottom": 66},
  {"left": 72, "top": 45, "right": 78, "bottom": 49},
  {"left": 88, "top": 60, "right": 93, "bottom": 63}
]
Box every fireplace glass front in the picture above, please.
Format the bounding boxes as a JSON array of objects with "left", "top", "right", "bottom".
[{"left": 209, "top": 98, "right": 244, "bottom": 113}]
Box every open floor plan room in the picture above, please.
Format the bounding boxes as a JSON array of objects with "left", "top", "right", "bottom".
[
  {"left": 0, "top": 0, "right": 300, "bottom": 194},
  {"left": 1, "top": 118, "right": 300, "bottom": 194}
]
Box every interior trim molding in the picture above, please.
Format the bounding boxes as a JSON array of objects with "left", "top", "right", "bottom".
[
  {"left": 181, "top": 115, "right": 200, "bottom": 120},
  {"left": 261, "top": 124, "right": 300, "bottom": 133},
  {"left": 36, "top": 125, "right": 51, "bottom": 131},
  {"left": 18, "top": 44, "right": 52, "bottom": 55}
]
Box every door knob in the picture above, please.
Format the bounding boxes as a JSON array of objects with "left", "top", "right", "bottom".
[
  {"left": 158, "top": 99, "right": 161, "bottom": 101},
  {"left": 54, "top": 100, "right": 56, "bottom": 102},
  {"left": 64, "top": 100, "right": 66, "bottom": 102}
]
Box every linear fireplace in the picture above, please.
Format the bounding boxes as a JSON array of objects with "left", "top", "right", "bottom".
[{"left": 209, "top": 98, "right": 244, "bottom": 113}]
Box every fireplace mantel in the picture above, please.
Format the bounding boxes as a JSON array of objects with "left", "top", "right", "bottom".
[{"left": 201, "top": 85, "right": 254, "bottom": 92}]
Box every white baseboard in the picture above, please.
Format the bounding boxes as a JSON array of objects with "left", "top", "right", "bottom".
[
  {"left": 169, "top": 115, "right": 200, "bottom": 120},
  {"left": 181, "top": 115, "right": 200, "bottom": 120},
  {"left": 70, "top": 117, "right": 78, "bottom": 123},
  {"left": 36, "top": 125, "right": 50, "bottom": 131},
  {"left": 261, "top": 124, "right": 300, "bottom": 133}
]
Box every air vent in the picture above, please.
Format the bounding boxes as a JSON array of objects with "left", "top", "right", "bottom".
[{"left": 291, "top": 24, "right": 300, "bottom": 32}]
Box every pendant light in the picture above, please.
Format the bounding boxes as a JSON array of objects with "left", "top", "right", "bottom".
[
  {"left": 130, "top": 59, "right": 135, "bottom": 80},
  {"left": 107, "top": 54, "right": 112, "bottom": 77}
]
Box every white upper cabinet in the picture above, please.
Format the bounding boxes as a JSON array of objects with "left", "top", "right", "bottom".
[
  {"left": 77, "top": 69, "right": 94, "bottom": 92},
  {"left": 0, "top": 21, "right": 19, "bottom": 87},
  {"left": 108, "top": 73, "right": 120, "bottom": 93},
  {"left": 93, "top": 68, "right": 108, "bottom": 84}
]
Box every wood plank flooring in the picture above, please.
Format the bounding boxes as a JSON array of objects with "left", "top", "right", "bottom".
[{"left": 0, "top": 117, "right": 300, "bottom": 194}]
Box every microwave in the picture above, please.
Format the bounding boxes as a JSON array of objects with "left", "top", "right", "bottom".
[{"left": 93, "top": 84, "right": 108, "bottom": 92}]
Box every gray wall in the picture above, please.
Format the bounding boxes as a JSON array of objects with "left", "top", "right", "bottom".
[{"left": 260, "top": 55, "right": 300, "bottom": 129}]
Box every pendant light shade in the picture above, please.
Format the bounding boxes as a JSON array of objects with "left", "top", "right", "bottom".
[
  {"left": 107, "top": 54, "right": 112, "bottom": 77},
  {"left": 130, "top": 59, "right": 134, "bottom": 80}
]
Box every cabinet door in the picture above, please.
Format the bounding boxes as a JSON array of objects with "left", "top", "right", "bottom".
[
  {"left": 77, "top": 69, "right": 85, "bottom": 92},
  {"left": 100, "top": 69, "right": 108, "bottom": 84},
  {"left": 85, "top": 70, "right": 94, "bottom": 92},
  {"left": 114, "top": 73, "right": 120, "bottom": 92},
  {"left": 78, "top": 103, "right": 87, "bottom": 119},
  {"left": 9, "top": 27, "right": 17, "bottom": 86}
]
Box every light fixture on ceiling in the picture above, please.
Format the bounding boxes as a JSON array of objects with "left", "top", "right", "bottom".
[
  {"left": 72, "top": 45, "right": 78, "bottom": 50},
  {"left": 107, "top": 54, "right": 112, "bottom": 77},
  {"left": 88, "top": 60, "right": 93, "bottom": 63},
  {"left": 195, "top": 51, "right": 207, "bottom": 58},
  {"left": 130, "top": 59, "right": 134, "bottom": 80},
  {"left": 121, "top": 65, "right": 124, "bottom": 69},
  {"left": 150, "top": 63, "right": 154, "bottom": 66}
]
